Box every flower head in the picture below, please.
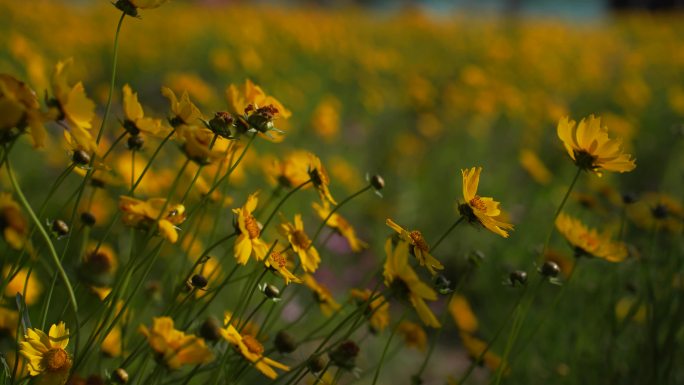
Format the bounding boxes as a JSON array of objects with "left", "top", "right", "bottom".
[
  {"left": 302, "top": 274, "right": 341, "bottom": 317},
  {"left": 449, "top": 295, "right": 479, "bottom": 334},
  {"left": 557, "top": 115, "right": 636, "bottom": 175},
  {"left": 555, "top": 212, "right": 627, "bottom": 262},
  {"left": 226, "top": 79, "right": 290, "bottom": 141},
  {"left": 386, "top": 218, "right": 442, "bottom": 275},
  {"left": 115, "top": 0, "right": 169, "bottom": 16},
  {"left": 280, "top": 214, "right": 320, "bottom": 273},
  {"left": 220, "top": 323, "right": 289, "bottom": 379},
  {"left": 0, "top": 192, "right": 28, "bottom": 250},
  {"left": 3, "top": 267, "right": 43, "bottom": 305},
  {"left": 139, "top": 317, "right": 214, "bottom": 370},
  {"left": 350, "top": 289, "right": 389, "bottom": 333},
  {"left": 119, "top": 196, "right": 186, "bottom": 243},
  {"left": 458, "top": 167, "right": 514, "bottom": 238},
  {"left": 162, "top": 87, "right": 202, "bottom": 127},
  {"left": 0, "top": 73, "right": 46, "bottom": 147},
  {"left": 397, "top": 321, "right": 427, "bottom": 351},
  {"left": 265, "top": 250, "right": 301, "bottom": 285},
  {"left": 233, "top": 192, "right": 269, "bottom": 264},
  {"left": 307, "top": 153, "right": 336, "bottom": 204},
  {"left": 122, "top": 84, "right": 166, "bottom": 137},
  {"left": 175, "top": 124, "right": 224, "bottom": 164},
  {"left": 19, "top": 322, "right": 72, "bottom": 383},
  {"left": 262, "top": 150, "right": 311, "bottom": 189},
  {"left": 383, "top": 240, "right": 441, "bottom": 328},
  {"left": 314, "top": 201, "right": 368, "bottom": 252}
]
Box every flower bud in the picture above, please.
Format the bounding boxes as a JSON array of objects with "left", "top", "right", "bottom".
[
  {"left": 72, "top": 150, "right": 91, "bottom": 165},
  {"left": 208, "top": 112, "right": 234, "bottom": 138},
  {"left": 127, "top": 135, "right": 144, "bottom": 151},
  {"left": 370, "top": 174, "right": 385, "bottom": 191},
  {"left": 306, "top": 354, "right": 327, "bottom": 373},
  {"left": 51, "top": 219, "right": 69, "bottom": 237},
  {"left": 81, "top": 212, "right": 96, "bottom": 227},
  {"left": 264, "top": 284, "right": 280, "bottom": 299},
  {"left": 190, "top": 274, "right": 208, "bottom": 289},
  {"left": 509, "top": 270, "right": 527, "bottom": 286},
  {"left": 112, "top": 368, "right": 129, "bottom": 384},
  {"left": 199, "top": 316, "right": 222, "bottom": 342},
  {"left": 540, "top": 261, "right": 560, "bottom": 278},
  {"left": 329, "top": 340, "right": 359, "bottom": 370},
  {"left": 274, "top": 330, "right": 298, "bottom": 354}
]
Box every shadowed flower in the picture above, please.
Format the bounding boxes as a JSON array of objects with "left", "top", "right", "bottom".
[
  {"left": 627, "top": 192, "right": 683, "bottom": 234},
  {"left": 280, "top": 214, "right": 320, "bottom": 273},
  {"left": 458, "top": 167, "right": 514, "bottom": 238},
  {"left": 3, "top": 267, "right": 43, "bottom": 305},
  {"left": 265, "top": 250, "right": 301, "bottom": 285},
  {"left": 350, "top": 288, "right": 389, "bottom": 333},
  {"left": 139, "top": 317, "right": 214, "bottom": 370},
  {"left": 397, "top": 321, "right": 427, "bottom": 351},
  {"left": 0, "top": 74, "right": 45, "bottom": 147},
  {"left": 302, "top": 274, "right": 341, "bottom": 317},
  {"left": 262, "top": 150, "right": 311, "bottom": 189},
  {"left": 122, "top": 84, "right": 165, "bottom": 137},
  {"left": 220, "top": 323, "right": 289, "bottom": 379},
  {"left": 0, "top": 306, "right": 19, "bottom": 335},
  {"left": 555, "top": 212, "right": 627, "bottom": 262},
  {"left": 383, "top": 240, "right": 441, "bottom": 328},
  {"left": 226, "top": 79, "right": 290, "bottom": 141},
  {"left": 162, "top": 87, "right": 203, "bottom": 127},
  {"left": 386, "top": 218, "right": 442, "bottom": 275},
  {"left": 19, "top": 322, "right": 72, "bottom": 385},
  {"left": 307, "top": 153, "right": 336, "bottom": 204},
  {"left": 0, "top": 192, "right": 28, "bottom": 250},
  {"left": 175, "top": 124, "right": 224, "bottom": 164},
  {"left": 233, "top": 192, "right": 269, "bottom": 264},
  {"left": 119, "top": 196, "right": 186, "bottom": 243},
  {"left": 557, "top": 115, "right": 636, "bottom": 175},
  {"left": 313, "top": 201, "right": 368, "bottom": 252}
]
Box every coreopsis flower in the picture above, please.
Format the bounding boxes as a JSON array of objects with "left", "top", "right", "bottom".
[
  {"left": 162, "top": 87, "right": 202, "bottom": 127},
  {"left": 313, "top": 201, "right": 368, "bottom": 252},
  {"left": 385, "top": 218, "right": 442, "bottom": 275},
  {"left": 350, "top": 289, "right": 389, "bottom": 332},
  {"left": 119, "top": 196, "right": 186, "bottom": 243},
  {"left": 397, "top": 321, "right": 427, "bottom": 351},
  {"left": 47, "top": 59, "right": 96, "bottom": 152},
  {"left": 3, "top": 267, "right": 43, "bottom": 305},
  {"left": 220, "top": 323, "right": 289, "bottom": 379},
  {"left": 458, "top": 167, "right": 514, "bottom": 238},
  {"left": 307, "top": 153, "right": 336, "bottom": 204},
  {"left": 175, "top": 123, "right": 224, "bottom": 164},
  {"left": 0, "top": 192, "right": 28, "bottom": 250},
  {"left": 459, "top": 332, "right": 507, "bottom": 373},
  {"left": 302, "top": 274, "right": 341, "bottom": 317},
  {"left": 101, "top": 326, "right": 122, "bottom": 357},
  {"left": 557, "top": 115, "right": 636, "bottom": 175},
  {"left": 122, "top": 84, "right": 165, "bottom": 138},
  {"left": 383, "top": 240, "right": 441, "bottom": 328},
  {"left": 233, "top": 192, "right": 269, "bottom": 264},
  {"left": 139, "top": 317, "right": 213, "bottom": 370},
  {"left": 226, "top": 79, "right": 290, "bottom": 140},
  {"left": 223, "top": 312, "right": 260, "bottom": 339},
  {"left": 265, "top": 250, "right": 301, "bottom": 285},
  {"left": 0, "top": 73, "right": 46, "bottom": 147},
  {"left": 262, "top": 150, "right": 311, "bottom": 189},
  {"left": 79, "top": 243, "right": 118, "bottom": 286},
  {"left": 449, "top": 295, "right": 479, "bottom": 334},
  {"left": 555, "top": 212, "right": 627, "bottom": 262},
  {"left": 19, "top": 322, "right": 72, "bottom": 384},
  {"left": 279, "top": 214, "right": 320, "bottom": 273},
  {"left": 627, "top": 192, "right": 683, "bottom": 234}
]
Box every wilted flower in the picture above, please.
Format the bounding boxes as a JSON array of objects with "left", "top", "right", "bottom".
[
  {"left": 19, "top": 322, "right": 72, "bottom": 385},
  {"left": 139, "top": 317, "right": 214, "bottom": 369},
  {"left": 555, "top": 212, "right": 627, "bottom": 262},
  {"left": 386, "top": 218, "right": 443, "bottom": 275},
  {"left": 458, "top": 167, "right": 514, "bottom": 238}
]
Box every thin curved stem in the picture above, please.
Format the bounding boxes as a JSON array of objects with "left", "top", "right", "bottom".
[
  {"left": 260, "top": 179, "right": 312, "bottom": 232},
  {"left": 96, "top": 11, "right": 126, "bottom": 144}
]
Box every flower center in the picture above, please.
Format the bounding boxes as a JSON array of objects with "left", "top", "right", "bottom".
[
  {"left": 242, "top": 335, "right": 264, "bottom": 355},
  {"left": 292, "top": 230, "right": 311, "bottom": 248},
  {"left": 469, "top": 196, "right": 487, "bottom": 212},
  {"left": 44, "top": 348, "right": 69, "bottom": 372},
  {"left": 309, "top": 167, "right": 330, "bottom": 188},
  {"left": 408, "top": 231, "right": 429, "bottom": 252},
  {"left": 86, "top": 250, "right": 113, "bottom": 274},
  {"left": 573, "top": 150, "right": 598, "bottom": 170},
  {"left": 270, "top": 251, "right": 287, "bottom": 269},
  {"left": 244, "top": 215, "right": 260, "bottom": 239}
]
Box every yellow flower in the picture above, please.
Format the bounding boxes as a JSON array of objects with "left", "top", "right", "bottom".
[
  {"left": 161, "top": 87, "right": 203, "bottom": 127},
  {"left": 313, "top": 201, "right": 368, "bottom": 253},
  {"left": 307, "top": 153, "right": 336, "bottom": 205},
  {"left": 0, "top": 306, "right": 19, "bottom": 335},
  {"left": 627, "top": 192, "right": 683, "bottom": 234},
  {"left": 519, "top": 149, "right": 552, "bottom": 185},
  {"left": 101, "top": 326, "right": 122, "bottom": 357},
  {"left": 119, "top": 196, "right": 186, "bottom": 243},
  {"left": 557, "top": 115, "right": 636, "bottom": 175},
  {"left": 3, "top": 267, "right": 43, "bottom": 305},
  {"left": 232, "top": 192, "right": 269, "bottom": 264},
  {"left": 459, "top": 332, "right": 507, "bottom": 373},
  {"left": 265, "top": 250, "right": 301, "bottom": 285},
  {"left": 220, "top": 323, "right": 289, "bottom": 379},
  {"left": 262, "top": 150, "right": 311, "bottom": 189},
  {"left": 0, "top": 192, "right": 28, "bottom": 250},
  {"left": 459, "top": 167, "right": 514, "bottom": 238},
  {"left": 49, "top": 59, "right": 96, "bottom": 152},
  {"left": 385, "top": 218, "right": 442, "bottom": 275},
  {"left": 226, "top": 79, "right": 290, "bottom": 141},
  {"left": 19, "top": 322, "right": 72, "bottom": 384},
  {"left": 555, "top": 212, "right": 627, "bottom": 262},
  {"left": 396, "top": 321, "right": 427, "bottom": 352},
  {"left": 350, "top": 288, "right": 389, "bottom": 332},
  {"left": 449, "top": 295, "right": 478, "bottom": 334},
  {"left": 311, "top": 96, "right": 341, "bottom": 142},
  {"left": 0, "top": 73, "right": 46, "bottom": 147},
  {"left": 139, "top": 317, "right": 214, "bottom": 370},
  {"left": 302, "top": 274, "right": 341, "bottom": 317},
  {"left": 175, "top": 123, "right": 224, "bottom": 164},
  {"left": 383, "top": 240, "right": 441, "bottom": 328},
  {"left": 80, "top": 243, "right": 118, "bottom": 286},
  {"left": 280, "top": 214, "right": 320, "bottom": 273},
  {"left": 122, "top": 84, "right": 165, "bottom": 137}
]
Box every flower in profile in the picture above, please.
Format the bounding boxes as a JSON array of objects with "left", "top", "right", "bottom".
[
  {"left": 449, "top": 295, "right": 479, "bottom": 334},
  {"left": 122, "top": 84, "right": 165, "bottom": 138},
  {"left": 262, "top": 150, "right": 311, "bottom": 189},
  {"left": 397, "top": 321, "right": 427, "bottom": 351},
  {"left": 557, "top": 115, "right": 636, "bottom": 175},
  {"left": 119, "top": 196, "right": 186, "bottom": 243},
  {"left": 220, "top": 323, "right": 289, "bottom": 379},
  {"left": 555, "top": 212, "right": 627, "bottom": 262},
  {"left": 233, "top": 192, "right": 269, "bottom": 264},
  {"left": 459, "top": 332, "right": 507, "bottom": 373},
  {"left": 226, "top": 79, "right": 290, "bottom": 140},
  {"left": 3, "top": 267, "right": 43, "bottom": 305},
  {"left": 47, "top": 59, "right": 96, "bottom": 152},
  {"left": 0, "top": 73, "right": 46, "bottom": 147},
  {"left": 385, "top": 218, "right": 442, "bottom": 275},
  {"left": 350, "top": 288, "right": 389, "bottom": 333},
  {"left": 280, "top": 214, "right": 320, "bottom": 273},
  {"left": 302, "top": 274, "right": 341, "bottom": 317},
  {"left": 175, "top": 123, "right": 224, "bottom": 164},
  {"left": 0, "top": 192, "right": 28, "bottom": 250},
  {"left": 458, "top": 167, "right": 514, "bottom": 238},
  {"left": 19, "top": 322, "right": 72, "bottom": 384},
  {"left": 115, "top": 0, "right": 169, "bottom": 16},
  {"left": 161, "top": 87, "right": 203, "bottom": 127},
  {"left": 383, "top": 240, "right": 441, "bottom": 328},
  {"left": 140, "top": 317, "right": 213, "bottom": 369},
  {"left": 265, "top": 250, "right": 301, "bottom": 285},
  {"left": 627, "top": 192, "right": 683, "bottom": 234},
  {"left": 79, "top": 243, "right": 119, "bottom": 286},
  {"left": 307, "top": 153, "right": 336, "bottom": 204},
  {"left": 313, "top": 201, "right": 368, "bottom": 252}
]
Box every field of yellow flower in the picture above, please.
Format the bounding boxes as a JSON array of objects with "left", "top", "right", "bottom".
[{"left": 1, "top": 1, "right": 683, "bottom": 384}]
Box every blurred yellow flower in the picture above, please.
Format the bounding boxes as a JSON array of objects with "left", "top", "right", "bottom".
[
  {"left": 350, "top": 288, "right": 389, "bottom": 333},
  {"left": 0, "top": 73, "right": 46, "bottom": 147},
  {"left": 233, "top": 192, "right": 269, "bottom": 264},
  {"left": 383, "top": 240, "right": 440, "bottom": 328},
  {"left": 460, "top": 332, "right": 507, "bottom": 373},
  {"left": 139, "top": 317, "right": 214, "bottom": 370},
  {"left": 0, "top": 306, "right": 19, "bottom": 334},
  {"left": 162, "top": 87, "right": 203, "bottom": 127},
  {"left": 101, "top": 326, "right": 122, "bottom": 357},
  {"left": 386, "top": 218, "right": 442, "bottom": 275},
  {"left": 459, "top": 167, "right": 514, "bottom": 238},
  {"left": 3, "top": 267, "right": 43, "bottom": 305},
  {"left": 221, "top": 323, "right": 289, "bottom": 379},
  {"left": 557, "top": 115, "right": 636, "bottom": 175},
  {"left": 519, "top": 149, "right": 552, "bottom": 185},
  {"left": 449, "top": 295, "right": 479, "bottom": 334},
  {"left": 302, "top": 274, "right": 341, "bottom": 317},
  {"left": 122, "top": 84, "right": 165, "bottom": 137},
  {"left": 0, "top": 192, "right": 28, "bottom": 250},
  {"left": 313, "top": 201, "right": 367, "bottom": 253},
  {"left": 119, "top": 196, "right": 186, "bottom": 243},
  {"left": 307, "top": 153, "right": 336, "bottom": 205},
  {"left": 280, "top": 214, "right": 320, "bottom": 273},
  {"left": 555, "top": 212, "right": 627, "bottom": 262},
  {"left": 262, "top": 150, "right": 311, "bottom": 189},
  {"left": 627, "top": 192, "right": 683, "bottom": 234},
  {"left": 19, "top": 322, "right": 71, "bottom": 384},
  {"left": 311, "top": 96, "right": 340, "bottom": 142},
  {"left": 175, "top": 124, "right": 224, "bottom": 164},
  {"left": 80, "top": 243, "right": 119, "bottom": 286},
  {"left": 397, "top": 321, "right": 427, "bottom": 351}
]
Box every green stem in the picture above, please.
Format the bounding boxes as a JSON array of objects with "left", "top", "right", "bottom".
[
  {"left": 260, "top": 179, "right": 312, "bottom": 232},
  {"left": 539, "top": 167, "right": 582, "bottom": 260},
  {"left": 309, "top": 184, "right": 372, "bottom": 247},
  {"left": 95, "top": 11, "right": 126, "bottom": 144},
  {"left": 372, "top": 311, "right": 407, "bottom": 385},
  {"left": 432, "top": 217, "right": 465, "bottom": 252}
]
